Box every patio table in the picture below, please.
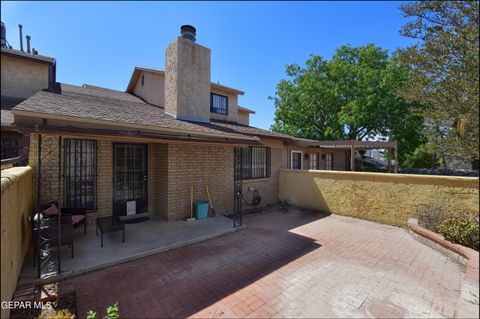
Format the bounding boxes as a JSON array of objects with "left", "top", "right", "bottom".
[{"left": 96, "top": 216, "right": 125, "bottom": 247}]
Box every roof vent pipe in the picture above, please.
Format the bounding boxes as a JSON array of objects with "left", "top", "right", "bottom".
[
  {"left": 180, "top": 25, "right": 196, "bottom": 43},
  {"left": 26, "top": 35, "right": 31, "bottom": 53},
  {"left": 1, "top": 21, "right": 6, "bottom": 48},
  {"left": 18, "top": 24, "right": 24, "bottom": 51}
]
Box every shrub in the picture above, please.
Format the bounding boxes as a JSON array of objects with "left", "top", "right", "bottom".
[
  {"left": 87, "top": 303, "right": 119, "bottom": 319},
  {"left": 438, "top": 209, "right": 479, "bottom": 251},
  {"left": 38, "top": 309, "right": 75, "bottom": 319},
  {"left": 416, "top": 204, "right": 448, "bottom": 232}
]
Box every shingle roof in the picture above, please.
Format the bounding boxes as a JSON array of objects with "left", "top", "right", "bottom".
[
  {"left": 207, "top": 120, "right": 295, "bottom": 141},
  {"left": 60, "top": 83, "right": 145, "bottom": 103},
  {"left": 12, "top": 84, "right": 257, "bottom": 141}
]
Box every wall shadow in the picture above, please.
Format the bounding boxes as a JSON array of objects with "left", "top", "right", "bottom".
[{"left": 58, "top": 207, "right": 329, "bottom": 318}]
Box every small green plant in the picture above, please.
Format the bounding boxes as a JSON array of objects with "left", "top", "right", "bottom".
[
  {"left": 439, "top": 209, "right": 479, "bottom": 251},
  {"left": 86, "top": 303, "right": 119, "bottom": 319}
]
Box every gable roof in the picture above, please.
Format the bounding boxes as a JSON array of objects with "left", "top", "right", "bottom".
[
  {"left": 12, "top": 83, "right": 259, "bottom": 142},
  {"left": 237, "top": 106, "right": 256, "bottom": 114}
]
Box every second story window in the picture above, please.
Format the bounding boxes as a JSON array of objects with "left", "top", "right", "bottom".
[{"left": 211, "top": 93, "right": 228, "bottom": 115}]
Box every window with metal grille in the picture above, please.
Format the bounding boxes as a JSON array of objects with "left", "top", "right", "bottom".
[
  {"left": 1, "top": 132, "right": 22, "bottom": 160},
  {"left": 236, "top": 146, "right": 271, "bottom": 179},
  {"left": 64, "top": 139, "right": 97, "bottom": 210},
  {"left": 291, "top": 151, "right": 302, "bottom": 169},
  {"left": 210, "top": 93, "right": 228, "bottom": 115},
  {"left": 309, "top": 153, "right": 318, "bottom": 170},
  {"left": 325, "top": 153, "right": 333, "bottom": 170}
]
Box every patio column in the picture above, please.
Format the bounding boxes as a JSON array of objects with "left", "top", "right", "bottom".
[{"left": 350, "top": 145, "right": 355, "bottom": 171}]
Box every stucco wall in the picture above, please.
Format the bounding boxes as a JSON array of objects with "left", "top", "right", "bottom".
[
  {"left": 237, "top": 111, "right": 249, "bottom": 126},
  {"left": 209, "top": 86, "right": 239, "bottom": 123},
  {"left": 1, "top": 55, "right": 49, "bottom": 98},
  {"left": 1, "top": 167, "right": 34, "bottom": 319},
  {"left": 165, "top": 37, "right": 211, "bottom": 122},
  {"left": 132, "top": 71, "right": 165, "bottom": 107},
  {"left": 279, "top": 169, "right": 479, "bottom": 227}
]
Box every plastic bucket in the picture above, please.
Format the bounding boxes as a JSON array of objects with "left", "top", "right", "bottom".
[{"left": 194, "top": 200, "right": 209, "bottom": 219}]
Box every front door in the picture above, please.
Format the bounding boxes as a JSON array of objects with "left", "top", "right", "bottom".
[{"left": 113, "top": 143, "right": 148, "bottom": 216}]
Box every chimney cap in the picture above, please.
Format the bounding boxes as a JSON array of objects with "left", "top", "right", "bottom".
[{"left": 180, "top": 25, "right": 196, "bottom": 42}]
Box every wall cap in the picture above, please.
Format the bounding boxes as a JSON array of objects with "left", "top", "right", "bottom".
[
  {"left": 280, "top": 168, "right": 479, "bottom": 187},
  {"left": 1, "top": 166, "right": 33, "bottom": 193}
]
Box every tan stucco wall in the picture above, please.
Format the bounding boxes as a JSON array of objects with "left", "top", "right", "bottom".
[
  {"left": 237, "top": 111, "right": 249, "bottom": 126},
  {"left": 1, "top": 55, "right": 49, "bottom": 98},
  {"left": 209, "top": 86, "right": 238, "bottom": 123},
  {"left": 1, "top": 167, "right": 34, "bottom": 319},
  {"left": 165, "top": 37, "right": 211, "bottom": 122},
  {"left": 279, "top": 169, "right": 479, "bottom": 227},
  {"left": 132, "top": 71, "right": 165, "bottom": 107}
]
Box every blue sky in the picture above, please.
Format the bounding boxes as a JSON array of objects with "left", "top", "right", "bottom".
[{"left": 1, "top": 1, "right": 416, "bottom": 129}]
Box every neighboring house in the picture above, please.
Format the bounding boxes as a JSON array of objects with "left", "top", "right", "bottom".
[
  {"left": 1, "top": 22, "right": 56, "bottom": 162},
  {"left": 4, "top": 24, "right": 397, "bottom": 223}
]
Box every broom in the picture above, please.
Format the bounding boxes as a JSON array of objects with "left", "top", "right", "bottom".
[
  {"left": 205, "top": 185, "right": 216, "bottom": 216},
  {"left": 187, "top": 185, "right": 195, "bottom": 221}
]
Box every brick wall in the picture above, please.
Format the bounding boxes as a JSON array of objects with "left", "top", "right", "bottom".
[
  {"left": 29, "top": 134, "right": 62, "bottom": 207},
  {"left": 28, "top": 133, "right": 286, "bottom": 222},
  {"left": 242, "top": 147, "right": 282, "bottom": 210},
  {"left": 155, "top": 143, "right": 168, "bottom": 219},
  {"left": 165, "top": 143, "right": 234, "bottom": 220}
]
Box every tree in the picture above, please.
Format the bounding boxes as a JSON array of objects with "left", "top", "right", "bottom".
[
  {"left": 399, "top": 1, "right": 479, "bottom": 165},
  {"left": 271, "top": 44, "right": 425, "bottom": 164}
]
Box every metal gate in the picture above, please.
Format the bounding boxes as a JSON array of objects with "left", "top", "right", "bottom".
[
  {"left": 35, "top": 212, "right": 61, "bottom": 279},
  {"left": 233, "top": 148, "right": 244, "bottom": 227}
]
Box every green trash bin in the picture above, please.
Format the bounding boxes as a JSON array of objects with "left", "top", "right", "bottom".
[{"left": 194, "top": 200, "right": 209, "bottom": 219}]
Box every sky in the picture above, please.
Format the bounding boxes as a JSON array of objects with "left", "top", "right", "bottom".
[{"left": 1, "top": 1, "right": 416, "bottom": 130}]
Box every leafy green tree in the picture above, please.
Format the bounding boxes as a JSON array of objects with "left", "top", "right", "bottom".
[
  {"left": 399, "top": 1, "right": 479, "bottom": 166},
  {"left": 271, "top": 44, "right": 425, "bottom": 164}
]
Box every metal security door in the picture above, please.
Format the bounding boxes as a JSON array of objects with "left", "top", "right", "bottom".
[{"left": 113, "top": 143, "right": 148, "bottom": 216}]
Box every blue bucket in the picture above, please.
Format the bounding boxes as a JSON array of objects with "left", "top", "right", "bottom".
[{"left": 194, "top": 200, "right": 209, "bottom": 219}]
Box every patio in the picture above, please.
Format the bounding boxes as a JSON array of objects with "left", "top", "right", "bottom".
[
  {"left": 58, "top": 207, "right": 472, "bottom": 318},
  {"left": 17, "top": 214, "right": 243, "bottom": 287}
]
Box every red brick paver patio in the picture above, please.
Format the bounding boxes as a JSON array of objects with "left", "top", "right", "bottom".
[{"left": 62, "top": 207, "right": 466, "bottom": 318}]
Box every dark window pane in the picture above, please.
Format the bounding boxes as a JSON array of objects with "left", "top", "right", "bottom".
[
  {"left": 64, "top": 139, "right": 97, "bottom": 210},
  {"left": 210, "top": 93, "right": 228, "bottom": 115}
]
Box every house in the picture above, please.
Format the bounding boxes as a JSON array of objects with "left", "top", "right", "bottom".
[{"left": 4, "top": 24, "right": 398, "bottom": 223}]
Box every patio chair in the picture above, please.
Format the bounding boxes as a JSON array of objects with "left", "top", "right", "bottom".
[
  {"left": 40, "top": 201, "right": 88, "bottom": 234},
  {"left": 29, "top": 205, "right": 76, "bottom": 266}
]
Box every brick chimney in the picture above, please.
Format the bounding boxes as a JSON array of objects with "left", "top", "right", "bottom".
[{"left": 165, "top": 25, "right": 211, "bottom": 123}]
